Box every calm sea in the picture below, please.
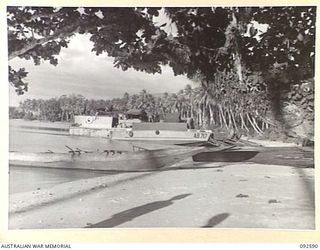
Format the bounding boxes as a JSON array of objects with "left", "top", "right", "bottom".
[{"left": 9, "top": 119, "right": 134, "bottom": 194}]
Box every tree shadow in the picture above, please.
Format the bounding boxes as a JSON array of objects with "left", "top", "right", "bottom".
[
  {"left": 192, "top": 148, "right": 314, "bottom": 168},
  {"left": 202, "top": 213, "right": 230, "bottom": 228},
  {"left": 86, "top": 193, "right": 192, "bottom": 228},
  {"left": 296, "top": 167, "right": 315, "bottom": 208},
  {"left": 193, "top": 151, "right": 259, "bottom": 162}
]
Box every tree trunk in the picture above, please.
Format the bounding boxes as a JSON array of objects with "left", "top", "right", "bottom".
[
  {"left": 230, "top": 108, "right": 238, "bottom": 131},
  {"left": 218, "top": 105, "right": 228, "bottom": 128},
  {"left": 252, "top": 116, "right": 264, "bottom": 134},
  {"left": 246, "top": 113, "right": 263, "bottom": 135},
  {"left": 218, "top": 109, "right": 223, "bottom": 127},
  {"left": 223, "top": 12, "right": 244, "bottom": 85},
  {"left": 198, "top": 107, "right": 203, "bottom": 127},
  {"left": 202, "top": 107, "right": 210, "bottom": 129},
  {"left": 227, "top": 109, "right": 232, "bottom": 129},
  {"left": 209, "top": 105, "right": 215, "bottom": 125},
  {"left": 235, "top": 53, "right": 243, "bottom": 84},
  {"left": 197, "top": 109, "right": 201, "bottom": 127},
  {"left": 240, "top": 113, "right": 249, "bottom": 132}
]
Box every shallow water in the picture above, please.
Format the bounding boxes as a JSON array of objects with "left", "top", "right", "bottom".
[
  {"left": 9, "top": 120, "right": 133, "bottom": 194},
  {"left": 9, "top": 121, "right": 136, "bottom": 153}
]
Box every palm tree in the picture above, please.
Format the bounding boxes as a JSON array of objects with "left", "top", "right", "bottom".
[
  {"left": 135, "top": 89, "right": 156, "bottom": 121},
  {"left": 20, "top": 99, "right": 37, "bottom": 120},
  {"left": 128, "top": 94, "right": 139, "bottom": 110},
  {"left": 183, "top": 84, "right": 194, "bottom": 118},
  {"left": 59, "top": 95, "right": 71, "bottom": 121},
  {"left": 192, "top": 81, "right": 217, "bottom": 129},
  {"left": 74, "top": 95, "right": 86, "bottom": 116}
]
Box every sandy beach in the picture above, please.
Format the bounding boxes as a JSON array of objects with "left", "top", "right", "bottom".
[
  {"left": 7, "top": 5, "right": 316, "bottom": 234},
  {"left": 9, "top": 144, "right": 314, "bottom": 229}
]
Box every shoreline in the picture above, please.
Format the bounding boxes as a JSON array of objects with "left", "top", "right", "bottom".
[
  {"left": 8, "top": 120, "right": 315, "bottom": 229},
  {"left": 9, "top": 159, "right": 314, "bottom": 229},
  {"left": 9, "top": 118, "right": 313, "bottom": 146},
  {"left": 9, "top": 136, "right": 314, "bottom": 216}
]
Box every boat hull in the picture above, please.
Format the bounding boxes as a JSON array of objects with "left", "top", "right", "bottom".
[
  {"left": 9, "top": 147, "right": 204, "bottom": 172},
  {"left": 69, "top": 127, "right": 213, "bottom": 145}
]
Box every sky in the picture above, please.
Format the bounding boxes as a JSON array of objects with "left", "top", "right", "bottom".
[
  {"left": 8, "top": 8, "right": 268, "bottom": 107},
  {"left": 9, "top": 33, "right": 193, "bottom": 107}
]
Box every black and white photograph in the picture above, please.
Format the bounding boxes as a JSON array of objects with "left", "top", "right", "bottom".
[{"left": 7, "top": 6, "right": 315, "bottom": 230}]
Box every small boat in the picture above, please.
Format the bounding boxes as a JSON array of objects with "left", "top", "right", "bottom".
[{"left": 9, "top": 146, "right": 205, "bottom": 172}]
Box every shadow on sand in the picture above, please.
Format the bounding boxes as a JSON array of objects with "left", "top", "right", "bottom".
[
  {"left": 296, "top": 167, "right": 315, "bottom": 207},
  {"left": 193, "top": 151, "right": 259, "bottom": 162},
  {"left": 193, "top": 148, "right": 314, "bottom": 168},
  {"left": 202, "top": 213, "right": 230, "bottom": 228},
  {"left": 86, "top": 193, "right": 192, "bottom": 228}
]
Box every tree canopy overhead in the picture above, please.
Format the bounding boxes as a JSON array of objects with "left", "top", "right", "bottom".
[
  {"left": 8, "top": 6, "right": 316, "bottom": 137},
  {"left": 8, "top": 6, "right": 316, "bottom": 89}
]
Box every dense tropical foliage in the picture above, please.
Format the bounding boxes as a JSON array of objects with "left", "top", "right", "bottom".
[{"left": 8, "top": 6, "right": 315, "bottom": 139}]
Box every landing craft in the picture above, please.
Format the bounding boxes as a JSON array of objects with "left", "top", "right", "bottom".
[{"left": 69, "top": 111, "right": 214, "bottom": 146}]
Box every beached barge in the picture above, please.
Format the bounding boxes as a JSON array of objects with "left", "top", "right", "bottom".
[{"left": 69, "top": 115, "right": 213, "bottom": 145}]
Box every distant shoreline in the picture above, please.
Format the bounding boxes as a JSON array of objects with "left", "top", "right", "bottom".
[{"left": 9, "top": 119, "right": 71, "bottom": 130}]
